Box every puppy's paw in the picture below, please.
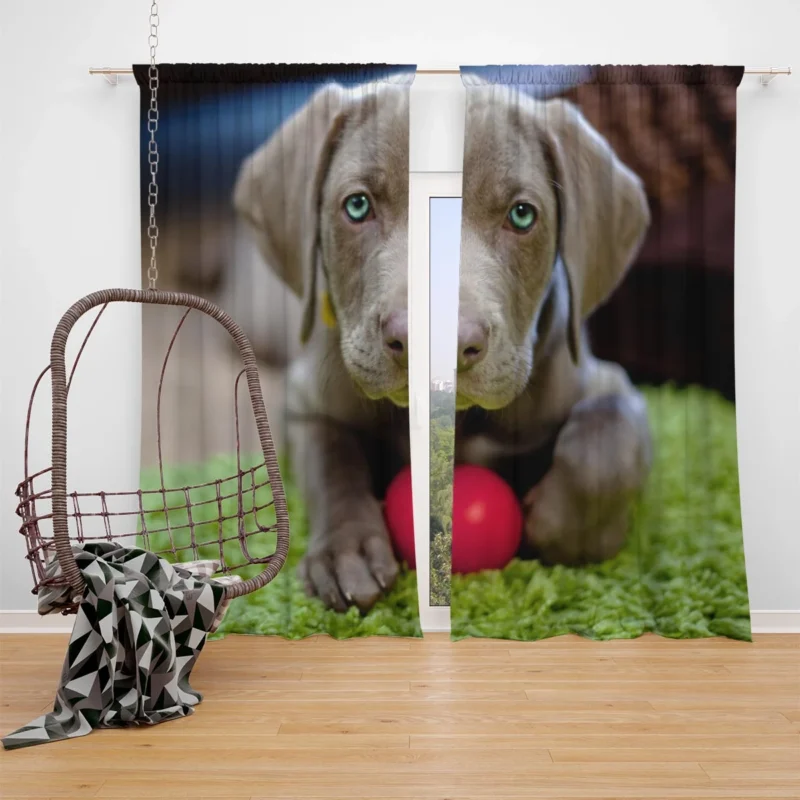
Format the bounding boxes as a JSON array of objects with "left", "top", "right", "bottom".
[
  {"left": 521, "top": 463, "right": 629, "bottom": 566},
  {"left": 520, "top": 391, "right": 649, "bottom": 565},
  {"left": 298, "top": 522, "right": 399, "bottom": 614}
]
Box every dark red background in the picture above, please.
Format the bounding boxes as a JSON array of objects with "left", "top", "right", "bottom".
[{"left": 561, "top": 68, "right": 739, "bottom": 402}]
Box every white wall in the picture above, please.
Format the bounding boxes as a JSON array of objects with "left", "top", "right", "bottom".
[{"left": 1, "top": 0, "right": 798, "bottom": 617}]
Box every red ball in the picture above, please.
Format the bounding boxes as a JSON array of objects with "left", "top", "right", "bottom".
[
  {"left": 451, "top": 464, "right": 522, "bottom": 574},
  {"left": 383, "top": 465, "right": 417, "bottom": 568},
  {"left": 383, "top": 464, "right": 523, "bottom": 574}
]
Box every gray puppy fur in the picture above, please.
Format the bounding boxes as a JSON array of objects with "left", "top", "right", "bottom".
[{"left": 232, "top": 79, "right": 653, "bottom": 612}]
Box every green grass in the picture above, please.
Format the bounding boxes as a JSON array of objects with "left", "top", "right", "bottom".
[
  {"left": 140, "top": 384, "right": 750, "bottom": 642},
  {"left": 450, "top": 385, "right": 752, "bottom": 642},
  {"left": 139, "top": 457, "right": 422, "bottom": 640}
]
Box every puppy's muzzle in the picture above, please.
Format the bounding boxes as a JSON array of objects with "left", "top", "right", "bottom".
[
  {"left": 381, "top": 312, "right": 488, "bottom": 373},
  {"left": 457, "top": 316, "right": 489, "bottom": 373},
  {"left": 382, "top": 310, "right": 408, "bottom": 368}
]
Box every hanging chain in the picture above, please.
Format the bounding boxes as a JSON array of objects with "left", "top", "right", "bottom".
[{"left": 146, "top": 2, "right": 160, "bottom": 290}]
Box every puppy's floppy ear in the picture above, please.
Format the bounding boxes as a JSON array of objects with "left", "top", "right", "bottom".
[
  {"left": 539, "top": 98, "right": 650, "bottom": 363},
  {"left": 233, "top": 83, "right": 349, "bottom": 343}
]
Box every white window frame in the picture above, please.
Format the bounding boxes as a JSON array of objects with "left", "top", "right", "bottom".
[{"left": 409, "top": 171, "right": 462, "bottom": 633}]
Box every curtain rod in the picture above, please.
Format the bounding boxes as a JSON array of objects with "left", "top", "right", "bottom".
[{"left": 89, "top": 65, "right": 792, "bottom": 85}]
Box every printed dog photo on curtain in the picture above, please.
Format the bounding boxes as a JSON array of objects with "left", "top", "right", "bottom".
[
  {"left": 439, "top": 64, "right": 751, "bottom": 641},
  {"left": 133, "top": 64, "right": 421, "bottom": 638}
]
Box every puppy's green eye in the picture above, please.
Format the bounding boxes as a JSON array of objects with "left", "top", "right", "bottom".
[
  {"left": 507, "top": 202, "right": 537, "bottom": 232},
  {"left": 344, "top": 193, "right": 372, "bottom": 222}
]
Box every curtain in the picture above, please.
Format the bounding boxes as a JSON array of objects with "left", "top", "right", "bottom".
[
  {"left": 443, "top": 65, "right": 751, "bottom": 641},
  {"left": 133, "top": 64, "right": 421, "bottom": 639}
]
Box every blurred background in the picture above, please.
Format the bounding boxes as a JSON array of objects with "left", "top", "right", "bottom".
[
  {"left": 134, "top": 65, "right": 412, "bottom": 468},
  {"left": 563, "top": 66, "right": 740, "bottom": 403}
]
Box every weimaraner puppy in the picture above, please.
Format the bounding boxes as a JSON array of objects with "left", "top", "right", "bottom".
[{"left": 232, "top": 79, "right": 652, "bottom": 613}]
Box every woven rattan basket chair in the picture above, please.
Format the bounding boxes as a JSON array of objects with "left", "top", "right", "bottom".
[{"left": 16, "top": 288, "right": 290, "bottom": 613}]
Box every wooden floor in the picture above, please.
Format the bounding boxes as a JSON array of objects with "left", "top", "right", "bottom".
[{"left": 1, "top": 633, "right": 798, "bottom": 799}]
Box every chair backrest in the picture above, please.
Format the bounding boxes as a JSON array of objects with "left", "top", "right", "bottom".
[{"left": 22, "top": 288, "right": 289, "bottom": 604}]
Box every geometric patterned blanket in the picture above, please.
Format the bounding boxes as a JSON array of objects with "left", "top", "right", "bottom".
[{"left": 2, "top": 542, "right": 239, "bottom": 750}]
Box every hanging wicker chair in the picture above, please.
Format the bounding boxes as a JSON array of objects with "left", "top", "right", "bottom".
[{"left": 16, "top": 288, "right": 290, "bottom": 613}]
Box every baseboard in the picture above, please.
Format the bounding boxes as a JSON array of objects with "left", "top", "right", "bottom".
[
  {"left": 1, "top": 609, "right": 798, "bottom": 634},
  {"left": 749, "top": 610, "right": 800, "bottom": 634},
  {"left": 0, "top": 611, "right": 74, "bottom": 633},
  {"left": 421, "top": 623, "right": 452, "bottom": 633}
]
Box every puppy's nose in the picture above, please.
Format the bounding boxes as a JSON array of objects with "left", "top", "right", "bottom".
[
  {"left": 382, "top": 311, "right": 408, "bottom": 367},
  {"left": 457, "top": 318, "right": 489, "bottom": 372}
]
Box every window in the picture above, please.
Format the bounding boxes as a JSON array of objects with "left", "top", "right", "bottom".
[{"left": 408, "top": 172, "right": 462, "bottom": 631}]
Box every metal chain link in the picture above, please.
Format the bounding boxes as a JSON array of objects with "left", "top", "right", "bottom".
[{"left": 146, "top": 2, "right": 160, "bottom": 290}]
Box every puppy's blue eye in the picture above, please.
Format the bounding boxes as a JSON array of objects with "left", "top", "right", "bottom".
[
  {"left": 507, "top": 203, "right": 537, "bottom": 232},
  {"left": 344, "top": 193, "right": 372, "bottom": 222}
]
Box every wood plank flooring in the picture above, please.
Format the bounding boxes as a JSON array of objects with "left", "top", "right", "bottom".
[{"left": 1, "top": 633, "right": 798, "bottom": 798}]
